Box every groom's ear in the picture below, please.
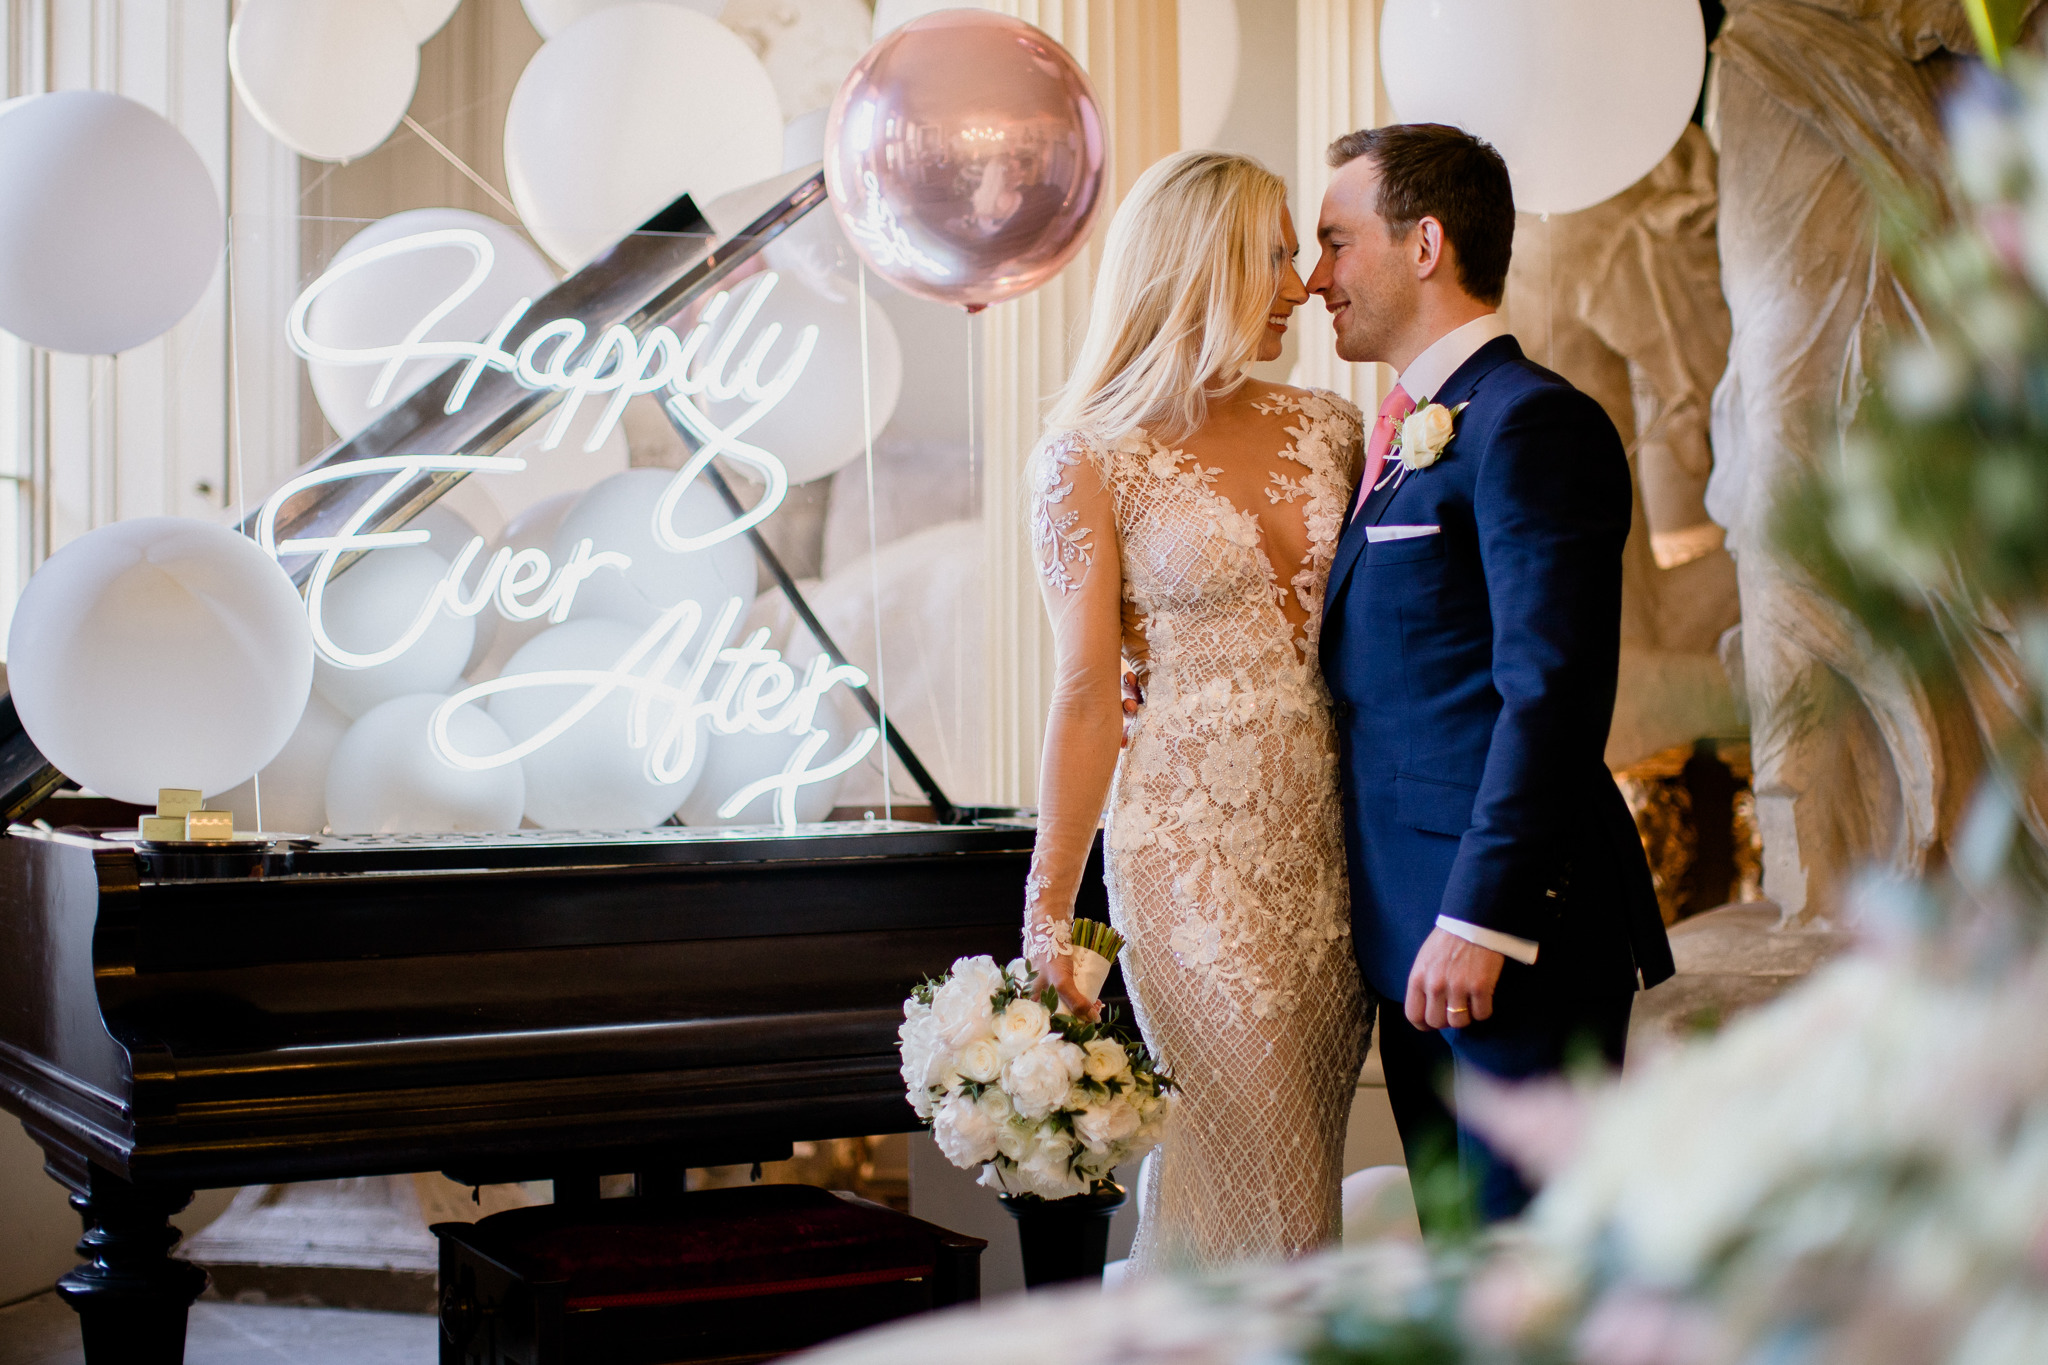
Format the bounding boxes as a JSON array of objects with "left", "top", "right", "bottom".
[{"left": 1412, "top": 215, "right": 1452, "bottom": 282}]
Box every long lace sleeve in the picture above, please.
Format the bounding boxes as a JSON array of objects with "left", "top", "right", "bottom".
[{"left": 1023, "top": 433, "right": 1124, "bottom": 968}]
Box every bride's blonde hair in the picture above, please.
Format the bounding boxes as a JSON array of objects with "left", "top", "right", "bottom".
[{"left": 1045, "top": 150, "right": 1289, "bottom": 446}]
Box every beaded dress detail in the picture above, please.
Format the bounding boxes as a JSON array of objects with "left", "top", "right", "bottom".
[{"left": 1023, "top": 388, "right": 1370, "bottom": 1272}]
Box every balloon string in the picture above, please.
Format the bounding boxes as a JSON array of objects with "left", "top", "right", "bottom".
[
  {"left": 403, "top": 115, "right": 520, "bottom": 221},
  {"left": 858, "top": 263, "right": 891, "bottom": 822},
  {"left": 225, "top": 231, "right": 264, "bottom": 836},
  {"left": 962, "top": 309, "right": 976, "bottom": 804}
]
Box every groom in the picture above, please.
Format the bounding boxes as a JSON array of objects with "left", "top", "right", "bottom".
[{"left": 1309, "top": 125, "right": 1674, "bottom": 1224}]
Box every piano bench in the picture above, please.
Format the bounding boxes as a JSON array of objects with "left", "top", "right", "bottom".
[{"left": 431, "top": 1184, "right": 985, "bottom": 1365}]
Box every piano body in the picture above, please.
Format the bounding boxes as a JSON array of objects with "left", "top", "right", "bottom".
[{"left": 0, "top": 178, "right": 1103, "bottom": 1362}]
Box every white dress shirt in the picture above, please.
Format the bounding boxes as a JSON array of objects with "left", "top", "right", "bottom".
[{"left": 1380, "top": 312, "right": 1541, "bottom": 968}]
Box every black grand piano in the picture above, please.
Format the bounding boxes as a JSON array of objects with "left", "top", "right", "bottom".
[{"left": 0, "top": 178, "right": 1102, "bottom": 1363}]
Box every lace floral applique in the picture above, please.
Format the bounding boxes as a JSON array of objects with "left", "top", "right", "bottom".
[
  {"left": 1022, "top": 869, "right": 1074, "bottom": 961},
  {"left": 1030, "top": 435, "right": 1096, "bottom": 596},
  {"left": 1267, "top": 471, "right": 1310, "bottom": 505}
]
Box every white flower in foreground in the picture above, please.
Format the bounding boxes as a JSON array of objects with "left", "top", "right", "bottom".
[
  {"left": 959, "top": 1036, "right": 1003, "bottom": 1084},
  {"left": 1005, "top": 1038, "right": 1086, "bottom": 1119},
  {"left": 933, "top": 1091, "right": 1002, "bottom": 1167},
  {"left": 995, "top": 996, "right": 1053, "bottom": 1059},
  {"left": 1075, "top": 1098, "right": 1142, "bottom": 1153},
  {"left": 1083, "top": 1037, "right": 1132, "bottom": 1083}
]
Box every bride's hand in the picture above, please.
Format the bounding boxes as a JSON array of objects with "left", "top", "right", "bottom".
[{"left": 1029, "top": 946, "right": 1103, "bottom": 1023}]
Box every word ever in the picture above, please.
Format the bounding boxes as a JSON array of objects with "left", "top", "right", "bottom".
[
  {"left": 286, "top": 230, "right": 814, "bottom": 547},
  {"left": 430, "top": 596, "right": 879, "bottom": 832},
  {"left": 256, "top": 454, "right": 631, "bottom": 669}
]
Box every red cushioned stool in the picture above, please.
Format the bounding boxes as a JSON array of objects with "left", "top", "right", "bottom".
[{"left": 432, "top": 1184, "right": 984, "bottom": 1365}]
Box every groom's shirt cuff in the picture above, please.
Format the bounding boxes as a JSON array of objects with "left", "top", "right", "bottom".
[{"left": 1436, "top": 916, "right": 1540, "bottom": 965}]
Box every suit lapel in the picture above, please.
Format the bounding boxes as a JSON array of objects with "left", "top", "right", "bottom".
[{"left": 1326, "top": 336, "right": 1525, "bottom": 614}]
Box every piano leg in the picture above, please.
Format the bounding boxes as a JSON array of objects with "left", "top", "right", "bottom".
[{"left": 54, "top": 1167, "right": 209, "bottom": 1365}]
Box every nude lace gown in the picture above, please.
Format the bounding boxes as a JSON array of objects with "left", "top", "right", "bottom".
[{"left": 1023, "top": 390, "right": 1370, "bottom": 1272}]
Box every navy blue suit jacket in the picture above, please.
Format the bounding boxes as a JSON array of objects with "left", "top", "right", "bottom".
[{"left": 1321, "top": 336, "right": 1673, "bottom": 1002}]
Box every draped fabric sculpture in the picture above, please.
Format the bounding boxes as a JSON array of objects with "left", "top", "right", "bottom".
[
  {"left": 1503, "top": 124, "right": 1741, "bottom": 769},
  {"left": 1706, "top": 0, "right": 2045, "bottom": 920}
]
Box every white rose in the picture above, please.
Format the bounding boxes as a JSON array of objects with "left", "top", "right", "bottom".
[
  {"left": 1082, "top": 1038, "right": 1132, "bottom": 1084},
  {"left": 977, "top": 1087, "right": 1015, "bottom": 1126},
  {"left": 933, "top": 1091, "right": 1002, "bottom": 1168},
  {"left": 994, "top": 997, "right": 1053, "bottom": 1059},
  {"left": 950, "top": 955, "right": 1006, "bottom": 1001},
  {"left": 1397, "top": 402, "right": 1458, "bottom": 470},
  {"left": 930, "top": 977, "right": 996, "bottom": 1050},
  {"left": 1017, "top": 1129, "right": 1089, "bottom": 1199},
  {"left": 1074, "top": 1098, "right": 1142, "bottom": 1153},
  {"left": 959, "top": 1037, "right": 1003, "bottom": 1084},
  {"left": 1003, "top": 1038, "right": 1085, "bottom": 1119},
  {"left": 898, "top": 1014, "right": 942, "bottom": 1116}
]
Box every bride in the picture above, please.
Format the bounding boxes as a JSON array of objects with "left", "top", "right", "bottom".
[{"left": 1023, "top": 150, "right": 1368, "bottom": 1271}]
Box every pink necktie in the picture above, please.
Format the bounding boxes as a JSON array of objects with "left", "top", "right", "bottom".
[{"left": 1353, "top": 384, "right": 1415, "bottom": 521}]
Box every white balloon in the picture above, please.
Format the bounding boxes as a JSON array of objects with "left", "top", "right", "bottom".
[
  {"left": 488, "top": 618, "right": 707, "bottom": 829},
  {"left": 230, "top": 0, "right": 420, "bottom": 163},
  {"left": 466, "top": 491, "right": 577, "bottom": 679},
  {"left": 673, "top": 707, "right": 851, "bottom": 827},
  {"left": 521, "top": 0, "right": 723, "bottom": 40},
  {"left": 7, "top": 518, "right": 313, "bottom": 806},
  {"left": 871, "top": 0, "right": 988, "bottom": 40},
  {"left": 700, "top": 272, "right": 901, "bottom": 485},
  {"left": 505, "top": 4, "right": 782, "bottom": 269},
  {"left": 804, "top": 519, "right": 983, "bottom": 808},
  {"left": 0, "top": 92, "right": 221, "bottom": 355},
  {"left": 721, "top": 0, "right": 872, "bottom": 122},
  {"left": 310, "top": 545, "right": 476, "bottom": 718},
  {"left": 781, "top": 107, "right": 827, "bottom": 173},
  {"left": 325, "top": 693, "right": 525, "bottom": 833},
  {"left": 1378, "top": 0, "right": 1705, "bottom": 216},
  {"left": 483, "top": 399, "right": 631, "bottom": 522},
  {"left": 555, "top": 468, "right": 757, "bottom": 629},
  {"left": 400, "top": 0, "right": 464, "bottom": 42},
  {"left": 304, "top": 209, "right": 556, "bottom": 440},
  {"left": 212, "top": 694, "right": 350, "bottom": 836},
  {"left": 1178, "top": 0, "right": 1240, "bottom": 148}
]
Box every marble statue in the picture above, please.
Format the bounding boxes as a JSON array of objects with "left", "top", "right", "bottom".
[{"left": 1706, "top": 0, "right": 2044, "bottom": 920}]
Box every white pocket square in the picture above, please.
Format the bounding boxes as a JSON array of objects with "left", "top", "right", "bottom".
[{"left": 1366, "top": 524, "right": 1441, "bottom": 543}]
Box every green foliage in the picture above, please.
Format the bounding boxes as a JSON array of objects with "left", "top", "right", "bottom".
[{"left": 1964, "top": 0, "right": 2031, "bottom": 66}]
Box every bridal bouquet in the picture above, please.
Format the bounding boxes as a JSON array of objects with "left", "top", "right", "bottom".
[{"left": 899, "top": 948, "right": 1173, "bottom": 1200}]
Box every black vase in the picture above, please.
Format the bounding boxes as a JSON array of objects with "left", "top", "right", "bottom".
[{"left": 997, "top": 1180, "right": 1127, "bottom": 1288}]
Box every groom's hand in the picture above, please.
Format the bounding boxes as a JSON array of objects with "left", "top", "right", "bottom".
[
  {"left": 1405, "top": 928, "right": 1504, "bottom": 1031},
  {"left": 1120, "top": 671, "right": 1144, "bottom": 748}
]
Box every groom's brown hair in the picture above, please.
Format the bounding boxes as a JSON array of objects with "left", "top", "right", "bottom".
[{"left": 1328, "top": 124, "right": 1514, "bottom": 307}]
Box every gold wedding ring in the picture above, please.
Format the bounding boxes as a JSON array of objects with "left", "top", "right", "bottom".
[{"left": 1446, "top": 1006, "right": 1469, "bottom": 1015}]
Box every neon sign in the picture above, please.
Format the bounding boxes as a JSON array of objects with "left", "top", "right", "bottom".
[{"left": 268, "top": 241, "right": 876, "bottom": 832}]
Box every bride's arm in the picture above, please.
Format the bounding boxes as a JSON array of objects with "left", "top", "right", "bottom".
[{"left": 1023, "top": 435, "right": 1124, "bottom": 1018}]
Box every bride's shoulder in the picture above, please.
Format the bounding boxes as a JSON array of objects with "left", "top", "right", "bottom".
[
  {"left": 1249, "top": 381, "right": 1365, "bottom": 431},
  {"left": 1030, "top": 427, "right": 1115, "bottom": 494}
]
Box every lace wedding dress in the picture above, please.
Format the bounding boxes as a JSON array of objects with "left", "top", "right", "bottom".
[{"left": 1024, "top": 388, "right": 1370, "bottom": 1272}]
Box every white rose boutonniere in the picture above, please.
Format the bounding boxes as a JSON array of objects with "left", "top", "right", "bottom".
[{"left": 1394, "top": 399, "right": 1469, "bottom": 472}]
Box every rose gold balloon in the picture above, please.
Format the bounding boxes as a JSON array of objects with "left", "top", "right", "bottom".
[{"left": 824, "top": 10, "right": 1105, "bottom": 312}]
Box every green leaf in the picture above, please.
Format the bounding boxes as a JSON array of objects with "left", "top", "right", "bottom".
[{"left": 1963, "top": 0, "right": 2029, "bottom": 65}]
